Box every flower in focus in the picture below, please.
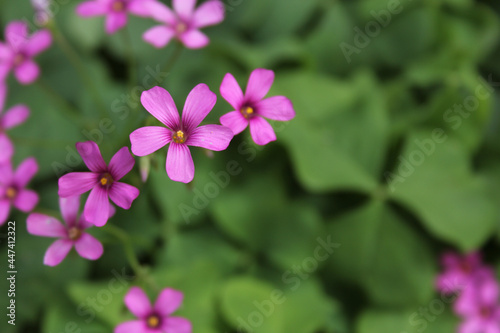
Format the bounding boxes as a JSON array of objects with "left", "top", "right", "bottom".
[
  {"left": 27, "top": 196, "right": 107, "bottom": 266},
  {"left": 130, "top": 85, "right": 234, "bottom": 183},
  {"left": 76, "top": 0, "right": 162, "bottom": 34},
  {"left": 115, "top": 286, "right": 191, "bottom": 333},
  {"left": 0, "top": 85, "right": 30, "bottom": 163},
  {"left": 219, "top": 68, "right": 295, "bottom": 145},
  {"left": 0, "top": 21, "right": 52, "bottom": 84},
  {"left": 436, "top": 252, "right": 484, "bottom": 294},
  {"left": 143, "top": 0, "right": 224, "bottom": 49},
  {"left": 0, "top": 157, "right": 39, "bottom": 225},
  {"left": 58, "top": 142, "right": 139, "bottom": 226}
]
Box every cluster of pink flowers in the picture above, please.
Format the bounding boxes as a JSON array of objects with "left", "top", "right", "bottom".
[{"left": 437, "top": 252, "right": 500, "bottom": 332}]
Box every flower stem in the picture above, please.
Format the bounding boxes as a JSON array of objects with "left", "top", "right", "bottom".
[
  {"left": 121, "top": 27, "right": 137, "bottom": 92},
  {"left": 147, "top": 42, "right": 184, "bottom": 90}
]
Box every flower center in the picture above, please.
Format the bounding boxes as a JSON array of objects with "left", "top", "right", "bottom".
[
  {"left": 6, "top": 187, "right": 17, "bottom": 200},
  {"left": 13, "top": 53, "right": 25, "bottom": 67},
  {"left": 146, "top": 314, "right": 161, "bottom": 329},
  {"left": 173, "top": 130, "right": 186, "bottom": 144},
  {"left": 100, "top": 173, "right": 114, "bottom": 187},
  {"left": 460, "top": 261, "right": 472, "bottom": 274},
  {"left": 240, "top": 106, "right": 255, "bottom": 119},
  {"left": 111, "top": 0, "right": 126, "bottom": 12},
  {"left": 480, "top": 306, "right": 491, "bottom": 319},
  {"left": 176, "top": 22, "right": 188, "bottom": 34},
  {"left": 68, "top": 227, "right": 82, "bottom": 241}
]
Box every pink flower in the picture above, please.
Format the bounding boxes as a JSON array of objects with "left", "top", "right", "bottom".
[
  {"left": 0, "top": 21, "right": 52, "bottom": 84},
  {"left": 58, "top": 142, "right": 139, "bottom": 226},
  {"left": 0, "top": 157, "right": 39, "bottom": 226},
  {"left": 115, "top": 286, "right": 191, "bottom": 333},
  {"left": 0, "top": 85, "right": 30, "bottom": 163},
  {"left": 219, "top": 68, "right": 295, "bottom": 145},
  {"left": 129, "top": 85, "right": 234, "bottom": 183},
  {"left": 76, "top": 0, "right": 162, "bottom": 34},
  {"left": 27, "top": 196, "right": 106, "bottom": 266},
  {"left": 143, "top": 0, "right": 224, "bottom": 49},
  {"left": 436, "top": 252, "right": 484, "bottom": 294}
]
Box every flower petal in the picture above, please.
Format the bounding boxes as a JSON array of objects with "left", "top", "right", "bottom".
[
  {"left": 245, "top": 68, "right": 275, "bottom": 103},
  {"left": 74, "top": 233, "right": 103, "bottom": 260},
  {"left": 59, "top": 196, "right": 81, "bottom": 226},
  {"left": 14, "top": 60, "right": 40, "bottom": 85},
  {"left": 0, "top": 162, "right": 13, "bottom": 183},
  {"left": 181, "top": 83, "right": 216, "bottom": 132},
  {"left": 115, "top": 320, "right": 148, "bottom": 333},
  {"left": 130, "top": 126, "right": 172, "bottom": 156},
  {"left": 24, "top": 29, "right": 52, "bottom": 57},
  {"left": 166, "top": 143, "right": 194, "bottom": 183},
  {"left": 76, "top": 1, "right": 108, "bottom": 17},
  {"left": 141, "top": 86, "right": 180, "bottom": 130},
  {"left": 108, "top": 147, "right": 135, "bottom": 181},
  {"left": 0, "top": 133, "right": 13, "bottom": 164},
  {"left": 2, "top": 104, "right": 30, "bottom": 129},
  {"left": 154, "top": 288, "right": 184, "bottom": 316},
  {"left": 458, "top": 318, "right": 483, "bottom": 333},
  {"left": 192, "top": 0, "right": 225, "bottom": 28},
  {"left": 128, "top": 0, "right": 159, "bottom": 17},
  {"left": 58, "top": 172, "right": 98, "bottom": 197},
  {"left": 162, "top": 317, "right": 192, "bottom": 333},
  {"left": 187, "top": 124, "right": 233, "bottom": 151},
  {"left": 109, "top": 182, "right": 139, "bottom": 210},
  {"left": 0, "top": 200, "right": 10, "bottom": 226},
  {"left": 13, "top": 189, "right": 39, "bottom": 212},
  {"left": 27, "top": 213, "right": 67, "bottom": 237},
  {"left": 105, "top": 12, "right": 128, "bottom": 34},
  {"left": 5, "top": 21, "right": 28, "bottom": 50},
  {"left": 84, "top": 186, "right": 110, "bottom": 227},
  {"left": 143, "top": 25, "right": 175, "bottom": 48},
  {"left": 256, "top": 96, "right": 295, "bottom": 121},
  {"left": 179, "top": 29, "right": 209, "bottom": 49},
  {"left": 76, "top": 141, "right": 107, "bottom": 173},
  {"left": 13, "top": 157, "right": 38, "bottom": 187},
  {"left": 145, "top": 1, "right": 177, "bottom": 24},
  {"left": 249, "top": 116, "right": 276, "bottom": 145},
  {"left": 124, "top": 287, "right": 152, "bottom": 319},
  {"left": 44, "top": 239, "right": 73, "bottom": 266},
  {"left": 173, "top": 0, "right": 196, "bottom": 20},
  {"left": 220, "top": 110, "right": 248, "bottom": 135},
  {"left": 220, "top": 73, "right": 244, "bottom": 110}
]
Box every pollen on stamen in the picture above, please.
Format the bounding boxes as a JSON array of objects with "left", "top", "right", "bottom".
[
  {"left": 111, "top": 0, "right": 125, "bottom": 11},
  {"left": 146, "top": 315, "right": 161, "bottom": 328},
  {"left": 68, "top": 227, "right": 82, "bottom": 241},
  {"left": 240, "top": 106, "right": 254, "bottom": 119},
  {"left": 100, "top": 173, "right": 114, "bottom": 187},
  {"left": 6, "top": 187, "right": 17, "bottom": 200},
  {"left": 173, "top": 130, "right": 186, "bottom": 144}
]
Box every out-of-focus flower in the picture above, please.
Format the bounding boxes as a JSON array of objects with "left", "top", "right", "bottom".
[
  {"left": 0, "top": 85, "right": 30, "bottom": 163},
  {"left": 115, "top": 286, "right": 192, "bottom": 333},
  {"left": 27, "top": 196, "right": 108, "bottom": 266},
  {"left": 58, "top": 141, "right": 139, "bottom": 226},
  {"left": 436, "top": 252, "right": 484, "bottom": 294},
  {"left": 219, "top": 68, "right": 295, "bottom": 145},
  {"left": 143, "top": 0, "right": 224, "bottom": 49},
  {"left": 32, "top": 0, "right": 52, "bottom": 26},
  {"left": 130, "top": 85, "right": 234, "bottom": 183},
  {"left": 76, "top": 0, "right": 162, "bottom": 35},
  {"left": 0, "top": 21, "right": 52, "bottom": 84},
  {"left": 0, "top": 157, "right": 39, "bottom": 225}
]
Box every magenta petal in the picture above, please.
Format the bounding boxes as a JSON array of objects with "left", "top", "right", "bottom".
[
  {"left": 76, "top": 1, "right": 108, "bottom": 17},
  {"left": 143, "top": 25, "right": 175, "bottom": 48},
  {"left": 115, "top": 320, "right": 148, "bottom": 333},
  {"left": 58, "top": 172, "right": 98, "bottom": 197},
  {"left": 179, "top": 29, "right": 209, "bottom": 49},
  {"left": 166, "top": 143, "right": 194, "bottom": 183},
  {"left": 154, "top": 288, "right": 184, "bottom": 316},
  {"left": 220, "top": 73, "right": 244, "bottom": 110},
  {"left": 109, "top": 182, "right": 139, "bottom": 210},
  {"left": 108, "top": 147, "right": 135, "bottom": 181},
  {"left": 458, "top": 318, "right": 483, "bottom": 333},
  {"left": 173, "top": 0, "right": 196, "bottom": 20},
  {"left": 2, "top": 104, "right": 30, "bottom": 129},
  {"left": 0, "top": 162, "right": 13, "bottom": 183},
  {"left": 245, "top": 68, "right": 275, "bottom": 102},
  {"left": 182, "top": 83, "right": 216, "bottom": 132},
  {"left": 14, "top": 60, "right": 40, "bottom": 85},
  {"left": 187, "top": 124, "right": 233, "bottom": 151},
  {"left": 220, "top": 110, "right": 248, "bottom": 135},
  {"left": 128, "top": 0, "right": 159, "bottom": 17},
  {"left": 44, "top": 239, "right": 73, "bottom": 266},
  {"left": 5, "top": 21, "right": 28, "bottom": 49},
  {"left": 0, "top": 65, "right": 9, "bottom": 81},
  {"left": 76, "top": 141, "right": 107, "bottom": 173},
  {"left": 105, "top": 12, "right": 128, "bottom": 34},
  {"left": 249, "top": 116, "right": 276, "bottom": 145},
  {"left": 27, "top": 213, "right": 67, "bottom": 237},
  {"left": 59, "top": 196, "right": 81, "bottom": 226},
  {"left": 124, "top": 287, "right": 153, "bottom": 319},
  {"left": 25, "top": 30, "right": 52, "bottom": 56},
  {"left": 141, "top": 86, "right": 180, "bottom": 130},
  {"left": 256, "top": 96, "right": 295, "bottom": 121},
  {"left": 84, "top": 186, "right": 110, "bottom": 227},
  {"left": 14, "top": 157, "right": 38, "bottom": 187},
  {"left": 0, "top": 133, "right": 13, "bottom": 164},
  {"left": 14, "top": 189, "right": 39, "bottom": 212},
  {"left": 162, "top": 317, "right": 192, "bottom": 333},
  {"left": 0, "top": 200, "right": 10, "bottom": 226},
  {"left": 146, "top": 1, "right": 177, "bottom": 24},
  {"left": 130, "top": 126, "right": 172, "bottom": 156},
  {"left": 192, "top": 0, "right": 225, "bottom": 28},
  {"left": 74, "top": 233, "right": 103, "bottom": 260}
]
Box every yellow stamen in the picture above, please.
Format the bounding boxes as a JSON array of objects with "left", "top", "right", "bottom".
[
  {"left": 112, "top": 1, "right": 125, "bottom": 11},
  {"left": 173, "top": 130, "right": 186, "bottom": 144},
  {"left": 68, "top": 227, "right": 82, "bottom": 241},
  {"left": 147, "top": 315, "right": 160, "bottom": 328},
  {"left": 240, "top": 106, "right": 254, "bottom": 119},
  {"left": 100, "top": 173, "right": 114, "bottom": 187},
  {"left": 6, "top": 187, "right": 17, "bottom": 200}
]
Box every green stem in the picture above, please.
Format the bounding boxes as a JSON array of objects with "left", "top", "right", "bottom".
[
  {"left": 121, "top": 27, "right": 137, "bottom": 91},
  {"left": 148, "top": 42, "right": 184, "bottom": 90}
]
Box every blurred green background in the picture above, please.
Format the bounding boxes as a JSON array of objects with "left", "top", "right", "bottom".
[{"left": 1, "top": 0, "right": 500, "bottom": 332}]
